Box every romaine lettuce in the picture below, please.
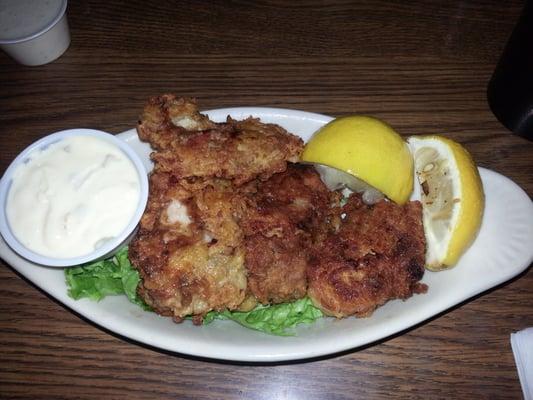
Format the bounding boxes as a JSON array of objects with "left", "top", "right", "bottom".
[
  {"left": 65, "top": 247, "right": 150, "bottom": 310},
  {"left": 203, "top": 297, "right": 323, "bottom": 336},
  {"left": 65, "top": 249, "right": 323, "bottom": 335}
]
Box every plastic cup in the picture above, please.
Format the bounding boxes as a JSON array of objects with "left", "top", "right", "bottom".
[
  {"left": 0, "top": 0, "right": 70, "bottom": 66},
  {"left": 487, "top": 1, "right": 533, "bottom": 141}
]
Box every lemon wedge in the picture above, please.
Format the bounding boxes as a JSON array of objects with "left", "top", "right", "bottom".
[
  {"left": 407, "top": 135, "right": 484, "bottom": 270},
  {"left": 301, "top": 116, "right": 413, "bottom": 204}
]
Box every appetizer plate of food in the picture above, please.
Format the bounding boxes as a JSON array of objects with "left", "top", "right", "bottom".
[{"left": 0, "top": 100, "right": 532, "bottom": 362}]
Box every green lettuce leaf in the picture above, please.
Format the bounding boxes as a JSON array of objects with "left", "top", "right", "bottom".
[
  {"left": 65, "top": 248, "right": 324, "bottom": 335},
  {"left": 203, "top": 297, "right": 323, "bottom": 336},
  {"left": 65, "top": 247, "right": 151, "bottom": 310}
]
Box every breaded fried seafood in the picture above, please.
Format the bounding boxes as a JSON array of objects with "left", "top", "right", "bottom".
[
  {"left": 129, "top": 96, "right": 306, "bottom": 322},
  {"left": 240, "top": 164, "right": 340, "bottom": 305},
  {"left": 307, "top": 193, "right": 427, "bottom": 318},
  {"left": 137, "top": 95, "right": 303, "bottom": 185},
  {"left": 129, "top": 95, "right": 428, "bottom": 326}
]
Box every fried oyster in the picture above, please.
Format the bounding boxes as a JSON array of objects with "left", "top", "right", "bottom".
[
  {"left": 130, "top": 95, "right": 427, "bottom": 325},
  {"left": 307, "top": 194, "right": 427, "bottom": 318},
  {"left": 129, "top": 95, "right": 305, "bottom": 322}
]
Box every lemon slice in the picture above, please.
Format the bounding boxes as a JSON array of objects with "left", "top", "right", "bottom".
[
  {"left": 301, "top": 116, "right": 413, "bottom": 204},
  {"left": 407, "top": 135, "right": 484, "bottom": 270}
]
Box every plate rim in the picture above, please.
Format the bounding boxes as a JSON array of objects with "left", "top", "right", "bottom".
[{"left": 1, "top": 106, "right": 532, "bottom": 362}]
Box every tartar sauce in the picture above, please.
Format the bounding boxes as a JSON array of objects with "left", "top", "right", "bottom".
[{"left": 6, "top": 135, "right": 141, "bottom": 258}]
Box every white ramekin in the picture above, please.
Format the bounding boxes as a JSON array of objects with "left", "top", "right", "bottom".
[{"left": 0, "top": 129, "right": 149, "bottom": 267}]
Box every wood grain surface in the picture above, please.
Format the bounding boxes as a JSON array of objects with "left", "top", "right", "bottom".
[{"left": 1, "top": 1, "right": 532, "bottom": 399}]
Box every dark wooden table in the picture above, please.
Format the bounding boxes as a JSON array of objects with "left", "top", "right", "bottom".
[{"left": 1, "top": 1, "right": 532, "bottom": 399}]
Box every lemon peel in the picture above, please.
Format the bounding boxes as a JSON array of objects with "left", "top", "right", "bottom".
[
  {"left": 407, "top": 135, "right": 484, "bottom": 270},
  {"left": 301, "top": 116, "right": 413, "bottom": 204}
]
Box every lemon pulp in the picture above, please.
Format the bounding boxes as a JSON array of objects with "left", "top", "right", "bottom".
[{"left": 408, "top": 135, "right": 484, "bottom": 270}]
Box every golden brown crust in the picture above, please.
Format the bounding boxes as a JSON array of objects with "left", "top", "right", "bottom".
[
  {"left": 137, "top": 95, "right": 216, "bottom": 147},
  {"left": 307, "top": 194, "right": 427, "bottom": 318},
  {"left": 241, "top": 164, "right": 341, "bottom": 304},
  {"left": 128, "top": 173, "right": 248, "bottom": 319},
  {"left": 130, "top": 95, "right": 427, "bottom": 324},
  {"left": 129, "top": 96, "right": 306, "bottom": 321},
  {"left": 137, "top": 94, "right": 304, "bottom": 185}
]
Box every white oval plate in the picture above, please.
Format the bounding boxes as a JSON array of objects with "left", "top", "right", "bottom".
[{"left": 1, "top": 108, "right": 532, "bottom": 362}]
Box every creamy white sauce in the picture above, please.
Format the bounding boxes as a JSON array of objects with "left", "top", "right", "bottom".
[{"left": 6, "top": 135, "right": 140, "bottom": 259}]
